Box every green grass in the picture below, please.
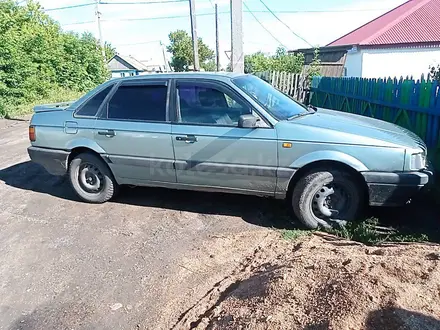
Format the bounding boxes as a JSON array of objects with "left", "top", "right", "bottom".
[
  {"left": 325, "top": 218, "right": 430, "bottom": 245},
  {"left": 0, "top": 88, "right": 83, "bottom": 119},
  {"left": 280, "top": 229, "right": 311, "bottom": 241}
]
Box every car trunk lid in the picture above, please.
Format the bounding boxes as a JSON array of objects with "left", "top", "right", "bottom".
[{"left": 33, "top": 102, "right": 73, "bottom": 113}]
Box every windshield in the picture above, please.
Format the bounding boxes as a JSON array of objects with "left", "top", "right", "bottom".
[{"left": 232, "top": 75, "right": 308, "bottom": 120}]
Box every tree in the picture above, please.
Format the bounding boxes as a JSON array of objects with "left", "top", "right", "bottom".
[
  {"left": 244, "top": 52, "right": 271, "bottom": 73},
  {"left": 244, "top": 47, "right": 304, "bottom": 74},
  {"left": 430, "top": 64, "right": 440, "bottom": 80},
  {"left": 305, "top": 48, "right": 321, "bottom": 80},
  {"left": 0, "top": 0, "right": 109, "bottom": 117},
  {"left": 167, "top": 30, "right": 215, "bottom": 71},
  {"left": 104, "top": 41, "right": 117, "bottom": 61}
]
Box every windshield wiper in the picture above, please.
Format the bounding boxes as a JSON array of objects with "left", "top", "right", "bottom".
[{"left": 287, "top": 111, "right": 314, "bottom": 121}]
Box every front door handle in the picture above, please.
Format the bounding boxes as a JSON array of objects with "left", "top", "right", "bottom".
[
  {"left": 97, "top": 129, "right": 115, "bottom": 137},
  {"left": 176, "top": 135, "right": 197, "bottom": 143}
]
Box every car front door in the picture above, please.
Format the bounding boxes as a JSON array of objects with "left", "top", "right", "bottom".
[
  {"left": 94, "top": 79, "right": 176, "bottom": 184},
  {"left": 171, "top": 79, "right": 278, "bottom": 194}
]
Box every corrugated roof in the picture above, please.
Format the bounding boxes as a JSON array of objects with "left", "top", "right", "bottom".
[
  {"left": 110, "top": 54, "right": 148, "bottom": 71},
  {"left": 121, "top": 55, "right": 149, "bottom": 71},
  {"left": 327, "top": 0, "right": 440, "bottom": 47}
]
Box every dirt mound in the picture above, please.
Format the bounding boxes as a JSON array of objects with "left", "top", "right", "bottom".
[{"left": 174, "top": 234, "right": 440, "bottom": 330}]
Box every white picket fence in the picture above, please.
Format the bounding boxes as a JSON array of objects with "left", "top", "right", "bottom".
[{"left": 254, "top": 71, "right": 309, "bottom": 102}]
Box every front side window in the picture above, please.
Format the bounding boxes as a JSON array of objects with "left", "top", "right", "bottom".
[
  {"left": 177, "top": 83, "right": 251, "bottom": 126},
  {"left": 233, "top": 75, "right": 308, "bottom": 120},
  {"left": 76, "top": 85, "right": 114, "bottom": 117},
  {"left": 107, "top": 84, "right": 167, "bottom": 121}
]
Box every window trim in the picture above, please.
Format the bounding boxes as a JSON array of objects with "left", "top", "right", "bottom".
[
  {"left": 97, "top": 79, "right": 171, "bottom": 123},
  {"left": 73, "top": 83, "right": 117, "bottom": 119},
  {"left": 171, "top": 79, "right": 273, "bottom": 128}
]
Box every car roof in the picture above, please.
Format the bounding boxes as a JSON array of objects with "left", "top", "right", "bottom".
[{"left": 112, "top": 71, "right": 247, "bottom": 82}]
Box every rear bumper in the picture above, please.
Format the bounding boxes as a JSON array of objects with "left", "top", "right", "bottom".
[
  {"left": 27, "top": 146, "right": 70, "bottom": 176},
  {"left": 362, "top": 167, "right": 434, "bottom": 206}
]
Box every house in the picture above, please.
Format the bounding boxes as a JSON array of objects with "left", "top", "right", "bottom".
[
  {"left": 107, "top": 54, "right": 148, "bottom": 78},
  {"left": 108, "top": 54, "right": 171, "bottom": 78},
  {"left": 293, "top": 0, "right": 440, "bottom": 78}
]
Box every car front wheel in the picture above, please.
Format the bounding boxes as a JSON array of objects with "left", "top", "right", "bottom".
[
  {"left": 291, "top": 169, "right": 363, "bottom": 229},
  {"left": 69, "top": 152, "right": 117, "bottom": 203}
]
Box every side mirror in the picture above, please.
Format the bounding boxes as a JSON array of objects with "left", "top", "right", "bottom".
[{"left": 238, "top": 114, "right": 258, "bottom": 128}]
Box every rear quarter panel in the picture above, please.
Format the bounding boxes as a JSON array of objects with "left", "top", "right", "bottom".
[{"left": 30, "top": 111, "right": 97, "bottom": 151}]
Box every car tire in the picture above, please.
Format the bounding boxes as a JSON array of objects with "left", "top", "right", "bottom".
[
  {"left": 69, "top": 152, "right": 117, "bottom": 203},
  {"left": 291, "top": 168, "right": 363, "bottom": 229}
]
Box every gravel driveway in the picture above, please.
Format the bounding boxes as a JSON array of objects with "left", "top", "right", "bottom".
[{"left": 0, "top": 118, "right": 279, "bottom": 330}]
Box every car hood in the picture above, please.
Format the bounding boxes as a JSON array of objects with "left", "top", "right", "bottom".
[{"left": 277, "top": 108, "right": 426, "bottom": 150}]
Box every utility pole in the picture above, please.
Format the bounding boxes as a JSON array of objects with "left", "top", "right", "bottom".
[
  {"left": 160, "top": 41, "right": 169, "bottom": 72},
  {"left": 230, "top": 0, "right": 244, "bottom": 73},
  {"left": 215, "top": 3, "right": 220, "bottom": 71},
  {"left": 95, "top": 0, "right": 106, "bottom": 61},
  {"left": 188, "top": 0, "right": 200, "bottom": 71}
]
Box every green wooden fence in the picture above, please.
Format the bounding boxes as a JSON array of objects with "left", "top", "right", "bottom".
[{"left": 310, "top": 76, "right": 440, "bottom": 168}]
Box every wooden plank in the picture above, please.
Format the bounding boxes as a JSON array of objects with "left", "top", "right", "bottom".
[
  {"left": 429, "top": 80, "right": 439, "bottom": 148},
  {"left": 296, "top": 73, "right": 301, "bottom": 98},
  {"left": 291, "top": 73, "right": 295, "bottom": 97},
  {"left": 288, "top": 73, "right": 292, "bottom": 95},
  {"left": 283, "top": 72, "right": 287, "bottom": 94}
]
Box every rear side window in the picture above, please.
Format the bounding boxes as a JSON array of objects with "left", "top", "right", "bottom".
[
  {"left": 76, "top": 85, "right": 113, "bottom": 117},
  {"left": 108, "top": 85, "right": 167, "bottom": 121}
]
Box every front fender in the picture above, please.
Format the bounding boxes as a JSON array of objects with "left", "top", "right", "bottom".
[
  {"left": 291, "top": 150, "right": 369, "bottom": 172},
  {"left": 65, "top": 138, "right": 106, "bottom": 154}
]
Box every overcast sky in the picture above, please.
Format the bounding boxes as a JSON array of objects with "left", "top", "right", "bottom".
[{"left": 36, "top": 0, "right": 407, "bottom": 68}]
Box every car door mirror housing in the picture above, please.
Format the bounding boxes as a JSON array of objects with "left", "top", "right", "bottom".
[{"left": 238, "top": 114, "right": 258, "bottom": 128}]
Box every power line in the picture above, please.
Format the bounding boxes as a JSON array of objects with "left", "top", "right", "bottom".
[
  {"left": 104, "top": 12, "right": 212, "bottom": 21},
  {"left": 250, "top": 8, "right": 392, "bottom": 14},
  {"left": 100, "top": 0, "right": 188, "bottom": 4},
  {"left": 257, "top": 0, "right": 313, "bottom": 47},
  {"left": 242, "top": 1, "right": 287, "bottom": 48},
  {"left": 61, "top": 7, "right": 393, "bottom": 26},
  {"left": 63, "top": 20, "right": 95, "bottom": 26},
  {"left": 115, "top": 40, "right": 161, "bottom": 46},
  {"left": 43, "top": 2, "right": 95, "bottom": 12},
  {"left": 43, "top": 0, "right": 187, "bottom": 12}
]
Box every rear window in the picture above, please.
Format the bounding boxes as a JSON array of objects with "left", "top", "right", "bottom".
[
  {"left": 107, "top": 85, "right": 167, "bottom": 121},
  {"left": 76, "top": 85, "right": 114, "bottom": 117}
]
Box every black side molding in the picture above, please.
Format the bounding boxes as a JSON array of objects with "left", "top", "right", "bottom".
[{"left": 362, "top": 171, "right": 429, "bottom": 186}]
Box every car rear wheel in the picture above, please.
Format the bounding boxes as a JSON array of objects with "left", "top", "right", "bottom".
[
  {"left": 69, "top": 152, "right": 117, "bottom": 203},
  {"left": 291, "top": 169, "right": 363, "bottom": 229}
]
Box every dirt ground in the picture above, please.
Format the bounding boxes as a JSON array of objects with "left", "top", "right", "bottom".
[
  {"left": 1, "top": 118, "right": 440, "bottom": 330},
  {"left": 175, "top": 234, "right": 440, "bottom": 330},
  {"left": 0, "top": 118, "right": 277, "bottom": 329}
]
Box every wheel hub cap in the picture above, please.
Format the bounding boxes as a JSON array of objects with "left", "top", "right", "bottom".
[
  {"left": 312, "top": 184, "right": 348, "bottom": 219},
  {"left": 79, "top": 164, "right": 103, "bottom": 193}
]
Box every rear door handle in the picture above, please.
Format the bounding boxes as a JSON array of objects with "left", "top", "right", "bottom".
[
  {"left": 176, "top": 135, "right": 197, "bottom": 143},
  {"left": 98, "top": 129, "right": 115, "bottom": 137}
]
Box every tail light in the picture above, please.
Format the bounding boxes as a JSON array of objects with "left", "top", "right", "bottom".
[{"left": 29, "top": 126, "right": 36, "bottom": 142}]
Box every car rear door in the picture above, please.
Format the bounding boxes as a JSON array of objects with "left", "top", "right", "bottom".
[
  {"left": 171, "top": 79, "right": 278, "bottom": 194},
  {"left": 94, "top": 79, "right": 176, "bottom": 184}
]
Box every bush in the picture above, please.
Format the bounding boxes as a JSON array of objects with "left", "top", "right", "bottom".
[{"left": 0, "top": 0, "right": 109, "bottom": 118}]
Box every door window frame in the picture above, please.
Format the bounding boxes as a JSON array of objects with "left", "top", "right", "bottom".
[
  {"left": 171, "top": 78, "right": 273, "bottom": 128},
  {"left": 74, "top": 82, "right": 117, "bottom": 119},
  {"left": 96, "top": 79, "right": 172, "bottom": 123}
]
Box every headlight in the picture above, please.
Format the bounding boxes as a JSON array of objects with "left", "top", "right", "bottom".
[{"left": 410, "top": 152, "right": 426, "bottom": 170}]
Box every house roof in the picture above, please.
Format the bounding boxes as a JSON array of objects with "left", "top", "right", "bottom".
[
  {"left": 327, "top": 0, "right": 440, "bottom": 47},
  {"left": 108, "top": 54, "right": 148, "bottom": 71}
]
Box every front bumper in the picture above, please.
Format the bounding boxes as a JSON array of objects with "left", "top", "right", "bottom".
[
  {"left": 362, "top": 166, "right": 434, "bottom": 206},
  {"left": 28, "top": 146, "right": 70, "bottom": 176}
]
